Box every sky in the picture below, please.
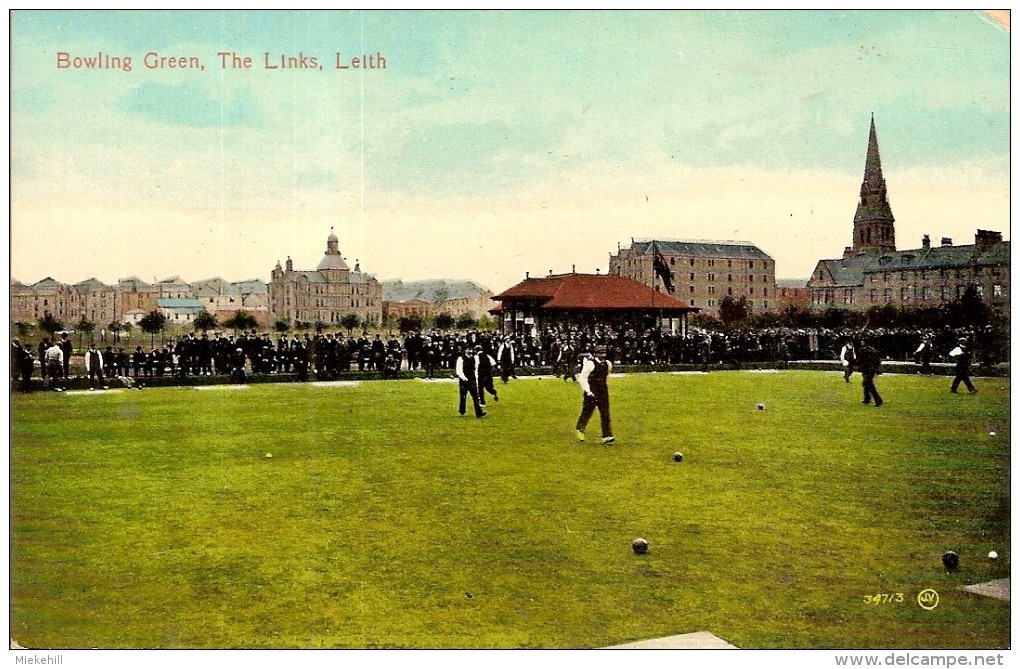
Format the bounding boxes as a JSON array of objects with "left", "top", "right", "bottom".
[{"left": 9, "top": 9, "right": 1010, "bottom": 292}]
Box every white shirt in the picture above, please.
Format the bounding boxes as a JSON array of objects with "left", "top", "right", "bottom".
[{"left": 577, "top": 356, "right": 612, "bottom": 395}]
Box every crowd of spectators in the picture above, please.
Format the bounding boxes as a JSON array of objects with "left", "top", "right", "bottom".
[{"left": 10, "top": 320, "right": 1007, "bottom": 391}]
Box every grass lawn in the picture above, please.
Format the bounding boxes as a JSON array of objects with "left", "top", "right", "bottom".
[{"left": 10, "top": 370, "right": 1010, "bottom": 649}]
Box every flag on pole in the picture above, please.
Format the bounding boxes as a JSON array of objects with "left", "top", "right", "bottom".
[{"left": 652, "top": 242, "right": 674, "bottom": 294}]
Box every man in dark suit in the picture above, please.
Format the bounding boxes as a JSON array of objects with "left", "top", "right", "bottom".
[
  {"left": 857, "top": 337, "right": 883, "bottom": 407},
  {"left": 455, "top": 346, "right": 485, "bottom": 418},
  {"left": 474, "top": 344, "right": 498, "bottom": 406},
  {"left": 58, "top": 331, "right": 73, "bottom": 380},
  {"left": 497, "top": 335, "right": 517, "bottom": 383},
  {"left": 948, "top": 337, "right": 977, "bottom": 394}
]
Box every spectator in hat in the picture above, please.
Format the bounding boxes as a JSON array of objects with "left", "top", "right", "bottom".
[
  {"left": 575, "top": 345, "right": 615, "bottom": 444},
  {"left": 44, "top": 339, "right": 65, "bottom": 391},
  {"left": 85, "top": 342, "right": 106, "bottom": 389},
  {"left": 948, "top": 337, "right": 977, "bottom": 394},
  {"left": 497, "top": 335, "right": 518, "bottom": 383},
  {"left": 59, "top": 331, "right": 73, "bottom": 380}
]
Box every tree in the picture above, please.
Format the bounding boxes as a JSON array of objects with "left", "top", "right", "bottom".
[
  {"left": 398, "top": 315, "right": 424, "bottom": 335},
  {"left": 274, "top": 317, "right": 290, "bottom": 334},
  {"left": 194, "top": 310, "right": 218, "bottom": 332},
  {"left": 718, "top": 295, "right": 750, "bottom": 328},
  {"left": 122, "top": 322, "right": 134, "bottom": 341},
  {"left": 108, "top": 321, "right": 123, "bottom": 343},
  {"left": 38, "top": 312, "right": 64, "bottom": 337},
  {"left": 433, "top": 312, "right": 455, "bottom": 331},
  {"left": 13, "top": 321, "right": 32, "bottom": 339},
  {"left": 340, "top": 314, "right": 360, "bottom": 336},
  {"left": 76, "top": 318, "right": 96, "bottom": 346},
  {"left": 456, "top": 313, "right": 478, "bottom": 330},
  {"left": 224, "top": 311, "right": 258, "bottom": 333},
  {"left": 138, "top": 311, "right": 167, "bottom": 347},
  {"left": 947, "top": 284, "right": 990, "bottom": 329}
]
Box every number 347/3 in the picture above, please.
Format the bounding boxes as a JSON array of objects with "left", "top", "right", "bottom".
[{"left": 864, "top": 593, "right": 905, "bottom": 604}]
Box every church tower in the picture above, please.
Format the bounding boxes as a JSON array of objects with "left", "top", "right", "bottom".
[{"left": 850, "top": 115, "right": 896, "bottom": 255}]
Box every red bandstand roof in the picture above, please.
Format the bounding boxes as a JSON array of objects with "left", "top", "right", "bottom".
[{"left": 492, "top": 274, "right": 697, "bottom": 314}]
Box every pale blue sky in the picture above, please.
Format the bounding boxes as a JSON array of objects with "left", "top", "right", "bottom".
[{"left": 10, "top": 10, "right": 1010, "bottom": 290}]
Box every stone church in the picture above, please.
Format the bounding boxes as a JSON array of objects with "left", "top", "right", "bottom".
[
  {"left": 806, "top": 116, "right": 1009, "bottom": 314},
  {"left": 268, "top": 228, "right": 383, "bottom": 328}
]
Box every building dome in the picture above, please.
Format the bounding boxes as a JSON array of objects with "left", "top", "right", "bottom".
[
  {"left": 317, "top": 253, "right": 350, "bottom": 272},
  {"left": 317, "top": 227, "right": 350, "bottom": 271}
]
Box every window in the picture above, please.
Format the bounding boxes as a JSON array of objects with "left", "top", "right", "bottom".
[
  {"left": 689, "top": 286, "right": 695, "bottom": 294},
  {"left": 690, "top": 299, "right": 695, "bottom": 306},
  {"left": 901, "top": 287, "right": 909, "bottom": 300},
  {"left": 727, "top": 274, "right": 732, "bottom": 282},
  {"left": 727, "top": 287, "right": 733, "bottom": 295},
  {"left": 708, "top": 273, "right": 715, "bottom": 281},
  {"left": 708, "top": 286, "right": 716, "bottom": 294},
  {"left": 727, "top": 260, "right": 732, "bottom": 268},
  {"left": 708, "top": 299, "right": 715, "bottom": 307},
  {"left": 689, "top": 259, "right": 695, "bottom": 267},
  {"left": 749, "top": 261, "right": 755, "bottom": 269},
  {"left": 750, "top": 287, "right": 754, "bottom": 295},
  {"left": 689, "top": 273, "right": 695, "bottom": 281}
]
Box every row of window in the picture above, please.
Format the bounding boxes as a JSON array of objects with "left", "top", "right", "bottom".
[
  {"left": 696, "top": 299, "right": 770, "bottom": 309},
  {"left": 815, "top": 284, "right": 1004, "bottom": 305},
  {"left": 868, "top": 267, "right": 1003, "bottom": 283}
]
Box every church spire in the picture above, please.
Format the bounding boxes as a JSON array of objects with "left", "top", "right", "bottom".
[{"left": 851, "top": 114, "right": 896, "bottom": 255}]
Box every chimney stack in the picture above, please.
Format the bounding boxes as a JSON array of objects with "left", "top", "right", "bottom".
[
  {"left": 922, "top": 235, "right": 930, "bottom": 250},
  {"left": 940, "top": 237, "right": 953, "bottom": 247},
  {"left": 975, "top": 229, "right": 1002, "bottom": 251}
]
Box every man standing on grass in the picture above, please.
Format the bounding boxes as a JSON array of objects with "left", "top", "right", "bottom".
[
  {"left": 455, "top": 345, "right": 486, "bottom": 418},
  {"left": 857, "top": 337, "right": 883, "bottom": 407},
  {"left": 497, "top": 335, "right": 518, "bottom": 383},
  {"left": 44, "top": 340, "right": 64, "bottom": 391},
  {"left": 948, "top": 337, "right": 977, "bottom": 394},
  {"left": 85, "top": 342, "right": 106, "bottom": 390},
  {"left": 475, "top": 344, "right": 499, "bottom": 407},
  {"left": 59, "top": 331, "right": 73, "bottom": 380},
  {"left": 575, "top": 345, "right": 615, "bottom": 444},
  {"left": 839, "top": 339, "right": 856, "bottom": 383}
]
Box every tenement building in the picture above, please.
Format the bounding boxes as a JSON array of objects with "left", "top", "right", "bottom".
[
  {"left": 268, "top": 228, "right": 383, "bottom": 328},
  {"left": 609, "top": 239, "right": 777, "bottom": 317},
  {"left": 806, "top": 116, "right": 1009, "bottom": 314},
  {"left": 382, "top": 279, "right": 493, "bottom": 323}
]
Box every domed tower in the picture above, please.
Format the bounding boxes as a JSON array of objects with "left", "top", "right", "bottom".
[
  {"left": 851, "top": 115, "right": 896, "bottom": 255},
  {"left": 317, "top": 227, "right": 350, "bottom": 280}
]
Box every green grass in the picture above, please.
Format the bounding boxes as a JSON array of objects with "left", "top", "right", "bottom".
[{"left": 10, "top": 370, "right": 1010, "bottom": 649}]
